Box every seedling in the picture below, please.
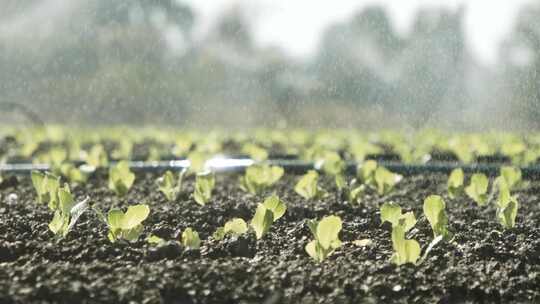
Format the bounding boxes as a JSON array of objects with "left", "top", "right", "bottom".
[
  {"left": 48, "top": 185, "right": 90, "bottom": 238},
  {"left": 250, "top": 195, "right": 287, "bottom": 239},
  {"left": 241, "top": 143, "right": 268, "bottom": 161},
  {"left": 447, "top": 168, "right": 464, "bottom": 199},
  {"left": 181, "top": 227, "right": 201, "bottom": 250},
  {"left": 213, "top": 218, "right": 248, "bottom": 240},
  {"left": 240, "top": 165, "right": 284, "bottom": 195},
  {"left": 346, "top": 179, "right": 366, "bottom": 205},
  {"left": 31, "top": 171, "right": 60, "bottom": 209},
  {"left": 500, "top": 166, "right": 522, "bottom": 190},
  {"left": 380, "top": 202, "right": 420, "bottom": 265},
  {"left": 305, "top": 215, "right": 342, "bottom": 262},
  {"left": 60, "top": 163, "right": 88, "bottom": 184},
  {"left": 294, "top": 170, "right": 325, "bottom": 200},
  {"left": 357, "top": 160, "right": 378, "bottom": 185},
  {"left": 193, "top": 171, "right": 215, "bottom": 205},
  {"left": 494, "top": 177, "right": 518, "bottom": 229},
  {"left": 380, "top": 201, "right": 416, "bottom": 232},
  {"left": 423, "top": 195, "right": 452, "bottom": 240},
  {"left": 374, "top": 167, "right": 402, "bottom": 195},
  {"left": 318, "top": 151, "right": 346, "bottom": 190},
  {"left": 157, "top": 169, "right": 186, "bottom": 202},
  {"left": 104, "top": 204, "right": 150, "bottom": 243},
  {"left": 108, "top": 161, "right": 135, "bottom": 197},
  {"left": 465, "top": 173, "right": 489, "bottom": 206},
  {"left": 147, "top": 234, "right": 166, "bottom": 245},
  {"left": 86, "top": 144, "right": 109, "bottom": 168}
]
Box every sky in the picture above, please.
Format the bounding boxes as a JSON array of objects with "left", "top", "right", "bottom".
[{"left": 184, "top": 0, "right": 534, "bottom": 65}]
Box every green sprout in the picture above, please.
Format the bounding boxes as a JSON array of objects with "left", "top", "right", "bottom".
[
  {"left": 250, "top": 195, "right": 287, "bottom": 239},
  {"left": 108, "top": 161, "right": 135, "bottom": 197},
  {"left": 60, "top": 163, "right": 88, "bottom": 184},
  {"left": 157, "top": 169, "right": 186, "bottom": 202},
  {"left": 241, "top": 143, "right": 268, "bottom": 161},
  {"left": 499, "top": 166, "right": 522, "bottom": 190},
  {"left": 48, "top": 185, "right": 90, "bottom": 238},
  {"left": 31, "top": 171, "right": 60, "bottom": 209},
  {"left": 213, "top": 218, "right": 248, "bottom": 240},
  {"left": 104, "top": 204, "right": 150, "bottom": 243},
  {"left": 447, "top": 168, "right": 464, "bottom": 199},
  {"left": 357, "top": 160, "right": 378, "bottom": 185},
  {"left": 318, "top": 151, "right": 346, "bottom": 190},
  {"left": 193, "top": 171, "right": 215, "bottom": 206},
  {"left": 494, "top": 177, "right": 518, "bottom": 229},
  {"left": 423, "top": 195, "right": 452, "bottom": 240},
  {"left": 465, "top": 173, "right": 489, "bottom": 206},
  {"left": 374, "top": 167, "right": 402, "bottom": 195},
  {"left": 147, "top": 234, "right": 166, "bottom": 245},
  {"left": 86, "top": 144, "right": 109, "bottom": 168},
  {"left": 346, "top": 179, "right": 366, "bottom": 205},
  {"left": 240, "top": 165, "right": 284, "bottom": 195},
  {"left": 181, "top": 227, "right": 201, "bottom": 250},
  {"left": 294, "top": 170, "right": 325, "bottom": 200},
  {"left": 380, "top": 202, "right": 420, "bottom": 265},
  {"left": 305, "top": 215, "right": 342, "bottom": 262}
]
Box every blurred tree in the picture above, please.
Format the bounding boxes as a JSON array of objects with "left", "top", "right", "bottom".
[
  {"left": 500, "top": 3, "right": 540, "bottom": 128},
  {"left": 313, "top": 6, "right": 402, "bottom": 104}
]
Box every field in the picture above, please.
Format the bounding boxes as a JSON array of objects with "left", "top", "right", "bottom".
[{"left": 1, "top": 127, "right": 539, "bottom": 303}]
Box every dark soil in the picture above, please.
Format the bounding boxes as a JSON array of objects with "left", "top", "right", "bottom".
[{"left": 1, "top": 171, "right": 540, "bottom": 304}]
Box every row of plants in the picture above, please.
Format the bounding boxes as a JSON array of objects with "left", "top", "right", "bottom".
[
  {"left": 2, "top": 127, "right": 540, "bottom": 165},
  {"left": 25, "top": 159, "right": 522, "bottom": 265}
]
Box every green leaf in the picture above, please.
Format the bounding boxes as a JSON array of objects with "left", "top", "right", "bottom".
[
  {"left": 48, "top": 211, "right": 65, "bottom": 235},
  {"left": 447, "top": 168, "right": 464, "bottom": 199},
  {"left": 121, "top": 204, "right": 150, "bottom": 230},
  {"left": 465, "top": 173, "right": 489, "bottom": 206},
  {"left": 358, "top": 160, "right": 378, "bottom": 185},
  {"left": 121, "top": 224, "right": 144, "bottom": 241},
  {"left": 251, "top": 204, "right": 274, "bottom": 240},
  {"left": 213, "top": 227, "right": 226, "bottom": 240},
  {"left": 380, "top": 202, "right": 416, "bottom": 232},
  {"left": 57, "top": 184, "right": 74, "bottom": 215},
  {"left": 262, "top": 195, "right": 287, "bottom": 221},
  {"left": 390, "top": 224, "right": 421, "bottom": 266},
  {"left": 107, "top": 208, "right": 124, "bottom": 230},
  {"left": 158, "top": 170, "right": 185, "bottom": 202},
  {"left": 499, "top": 198, "right": 518, "bottom": 229},
  {"left": 500, "top": 166, "right": 522, "bottom": 190},
  {"left": 223, "top": 218, "right": 248, "bottom": 236},
  {"left": 193, "top": 171, "right": 215, "bottom": 205},
  {"left": 241, "top": 165, "right": 284, "bottom": 195},
  {"left": 147, "top": 234, "right": 166, "bottom": 245},
  {"left": 305, "top": 240, "right": 323, "bottom": 262},
  {"left": 374, "top": 167, "right": 401, "bottom": 195},
  {"left": 108, "top": 160, "right": 135, "bottom": 197},
  {"left": 423, "top": 195, "right": 451, "bottom": 239},
  {"left": 316, "top": 215, "right": 342, "bottom": 250},
  {"left": 182, "top": 228, "right": 201, "bottom": 250},
  {"left": 294, "top": 170, "right": 322, "bottom": 200}
]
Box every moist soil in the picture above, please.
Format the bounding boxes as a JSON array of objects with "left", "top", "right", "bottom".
[{"left": 1, "top": 171, "right": 540, "bottom": 304}]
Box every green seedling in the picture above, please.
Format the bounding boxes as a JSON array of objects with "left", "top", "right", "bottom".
[
  {"left": 423, "top": 195, "right": 452, "bottom": 240},
  {"left": 294, "top": 170, "right": 325, "bottom": 200},
  {"left": 213, "top": 218, "right": 248, "bottom": 240},
  {"left": 31, "top": 171, "right": 61, "bottom": 209},
  {"left": 447, "top": 168, "right": 464, "bottom": 199},
  {"left": 380, "top": 202, "right": 421, "bottom": 265},
  {"left": 318, "top": 151, "right": 346, "bottom": 190},
  {"left": 60, "top": 163, "right": 88, "bottom": 184},
  {"left": 380, "top": 201, "right": 417, "bottom": 231},
  {"left": 193, "top": 171, "right": 215, "bottom": 205},
  {"left": 241, "top": 143, "right": 268, "bottom": 161},
  {"left": 357, "top": 160, "right": 378, "bottom": 185},
  {"left": 500, "top": 166, "right": 522, "bottom": 190},
  {"left": 240, "top": 165, "right": 284, "bottom": 195},
  {"left": 147, "top": 234, "right": 166, "bottom": 245},
  {"left": 374, "top": 167, "right": 402, "bottom": 195},
  {"left": 494, "top": 177, "right": 518, "bottom": 229},
  {"left": 157, "top": 169, "right": 186, "bottom": 202},
  {"left": 105, "top": 204, "right": 150, "bottom": 243},
  {"left": 108, "top": 161, "right": 135, "bottom": 197},
  {"left": 346, "top": 179, "right": 366, "bottom": 205},
  {"left": 86, "top": 144, "right": 109, "bottom": 168},
  {"left": 465, "top": 173, "right": 489, "bottom": 206},
  {"left": 305, "top": 215, "right": 342, "bottom": 262},
  {"left": 181, "top": 227, "right": 201, "bottom": 250},
  {"left": 48, "top": 185, "right": 90, "bottom": 238},
  {"left": 187, "top": 151, "right": 207, "bottom": 173},
  {"left": 250, "top": 195, "right": 287, "bottom": 239}
]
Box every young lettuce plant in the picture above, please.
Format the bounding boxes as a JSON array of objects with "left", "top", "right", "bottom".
[
  {"left": 374, "top": 167, "right": 402, "bottom": 195},
  {"left": 48, "top": 184, "right": 90, "bottom": 238},
  {"left": 193, "top": 171, "right": 215, "bottom": 205},
  {"left": 213, "top": 218, "right": 248, "bottom": 240},
  {"left": 380, "top": 202, "right": 420, "bottom": 265},
  {"left": 423, "top": 195, "right": 452, "bottom": 240},
  {"left": 447, "top": 168, "right": 464, "bottom": 199},
  {"left": 494, "top": 177, "right": 518, "bottom": 229},
  {"left": 357, "top": 160, "right": 378, "bottom": 186},
  {"left": 31, "top": 171, "right": 60, "bottom": 209},
  {"left": 465, "top": 173, "right": 489, "bottom": 206},
  {"left": 294, "top": 170, "right": 325, "bottom": 200},
  {"left": 305, "top": 215, "right": 342, "bottom": 262},
  {"left": 60, "top": 163, "right": 88, "bottom": 184},
  {"left": 181, "top": 227, "right": 201, "bottom": 250},
  {"left": 108, "top": 161, "right": 135, "bottom": 197},
  {"left": 103, "top": 204, "right": 150, "bottom": 243},
  {"left": 86, "top": 144, "right": 109, "bottom": 168},
  {"left": 499, "top": 166, "right": 522, "bottom": 190},
  {"left": 157, "top": 169, "right": 186, "bottom": 202},
  {"left": 240, "top": 165, "right": 284, "bottom": 195},
  {"left": 250, "top": 195, "right": 287, "bottom": 239},
  {"left": 318, "top": 151, "right": 346, "bottom": 190}
]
